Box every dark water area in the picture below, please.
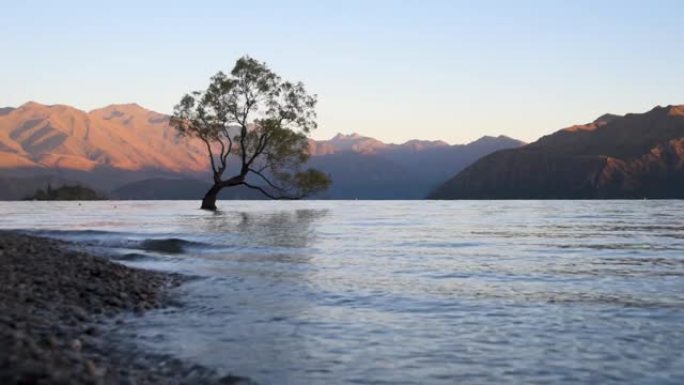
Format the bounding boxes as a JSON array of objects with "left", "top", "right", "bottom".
[{"left": 1, "top": 200, "right": 683, "bottom": 384}]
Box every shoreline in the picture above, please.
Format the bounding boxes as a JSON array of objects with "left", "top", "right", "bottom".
[{"left": 0, "top": 231, "right": 249, "bottom": 385}]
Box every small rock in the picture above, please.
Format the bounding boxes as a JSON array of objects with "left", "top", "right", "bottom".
[
  {"left": 85, "top": 325, "right": 101, "bottom": 336},
  {"left": 71, "top": 305, "right": 89, "bottom": 321},
  {"left": 47, "top": 336, "right": 59, "bottom": 348},
  {"left": 118, "top": 376, "right": 137, "bottom": 385},
  {"left": 85, "top": 359, "right": 103, "bottom": 377},
  {"left": 70, "top": 338, "right": 82, "bottom": 352}
]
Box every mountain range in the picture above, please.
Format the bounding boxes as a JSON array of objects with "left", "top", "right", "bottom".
[
  {"left": 429, "top": 105, "right": 684, "bottom": 199},
  {"left": 0, "top": 102, "right": 208, "bottom": 172},
  {"left": 0, "top": 102, "right": 524, "bottom": 200}
]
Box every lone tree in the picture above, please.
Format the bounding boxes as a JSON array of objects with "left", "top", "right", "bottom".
[{"left": 171, "top": 56, "right": 331, "bottom": 210}]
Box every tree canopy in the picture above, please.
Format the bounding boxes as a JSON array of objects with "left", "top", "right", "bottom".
[{"left": 170, "top": 56, "right": 330, "bottom": 209}]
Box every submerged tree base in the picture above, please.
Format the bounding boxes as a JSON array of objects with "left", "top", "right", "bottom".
[
  {"left": 201, "top": 201, "right": 218, "bottom": 211},
  {"left": 201, "top": 185, "right": 221, "bottom": 211}
]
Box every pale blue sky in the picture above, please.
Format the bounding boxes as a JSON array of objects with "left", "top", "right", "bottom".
[{"left": 2, "top": 0, "right": 682, "bottom": 143}]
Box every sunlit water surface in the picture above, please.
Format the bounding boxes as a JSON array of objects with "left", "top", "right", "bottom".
[{"left": 1, "top": 200, "right": 683, "bottom": 384}]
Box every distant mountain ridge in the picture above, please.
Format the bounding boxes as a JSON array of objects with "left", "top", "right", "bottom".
[
  {"left": 307, "top": 133, "right": 524, "bottom": 198},
  {"left": 308, "top": 133, "right": 451, "bottom": 155},
  {"left": 110, "top": 133, "right": 524, "bottom": 199},
  {"left": 429, "top": 104, "right": 684, "bottom": 199},
  {"left": 0, "top": 101, "right": 208, "bottom": 172},
  {"left": 0, "top": 101, "right": 525, "bottom": 200}
]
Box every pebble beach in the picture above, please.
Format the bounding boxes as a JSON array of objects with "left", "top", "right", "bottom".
[{"left": 0, "top": 231, "right": 250, "bottom": 385}]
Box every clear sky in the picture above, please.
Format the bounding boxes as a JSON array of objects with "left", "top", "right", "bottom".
[{"left": 2, "top": 0, "right": 683, "bottom": 144}]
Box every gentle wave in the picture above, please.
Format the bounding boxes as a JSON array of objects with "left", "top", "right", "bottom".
[{"left": 21, "top": 229, "right": 216, "bottom": 254}]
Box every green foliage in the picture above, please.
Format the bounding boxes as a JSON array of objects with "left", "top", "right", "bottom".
[
  {"left": 170, "top": 56, "right": 331, "bottom": 202},
  {"left": 293, "top": 168, "right": 332, "bottom": 196},
  {"left": 25, "top": 184, "right": 105, "bottom": 201}
]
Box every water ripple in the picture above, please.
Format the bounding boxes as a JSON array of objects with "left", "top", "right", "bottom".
[{"left": 1, "top": 200, "right": 683, "bottom": 384}]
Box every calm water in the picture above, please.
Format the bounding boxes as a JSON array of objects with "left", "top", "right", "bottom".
[{"left": 1, "top": 200, "right": 683, "bottom": 384}]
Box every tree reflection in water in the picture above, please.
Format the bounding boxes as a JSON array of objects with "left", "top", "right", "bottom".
[{"left": 200, "top": 208, "right": 329, "bottom": 249}]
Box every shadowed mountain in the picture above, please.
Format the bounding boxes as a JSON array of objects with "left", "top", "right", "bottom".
[
  {"left": 109, "top": 134, "right": 523, "bottom": 200},
  {"left": 0, "top": 175, "right": 83, "bottom": 200},
  {"left": 0, "top": 101, "right": 524, "bottom": 200},
  {"left": 25, "top": 184, "right": 105, "bottom": 201},
  {"left": 111, "top": 177, "right": 265, "bottom": 200},
  {"left": 309, "top": 133, "right": 524, "bottom": 199},
  {"left": 429, "top": 105, "right": 684, "bottom": 199}
]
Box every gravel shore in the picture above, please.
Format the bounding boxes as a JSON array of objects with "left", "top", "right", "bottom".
[{"left": 0, "top": 231, "right": 250, "bottom": 385}]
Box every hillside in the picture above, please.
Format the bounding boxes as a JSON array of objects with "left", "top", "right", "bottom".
[
  {"left": 109, "top": 134, "right": 523, "bottom": 200},
  {"left": 308, "top": 133, "right": 524, "bottom": 198},
  {"left": 429, "top": 105, "right": 684, "bottom": 199},
  {"left": 0, "top": 101, "right": 524, "bottom": 200},
  {"left": 25, "top": 184, "right": 105, "bottom": 201},
  {"left": 0, "top": 175, "right": 79, "bottom": 200},
  {"left": 0, "top": 101, "right": 208, "bottom": 172}
]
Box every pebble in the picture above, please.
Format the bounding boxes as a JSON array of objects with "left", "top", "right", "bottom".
[
  {"left": 85, "top": 359, "right": 102, "bottom": 377},
  {"left": 85, "top": 325, "right": 101, "bottom": 336},
  {"left": 70, "top": 338, "right": 82, "bottom": 352}
]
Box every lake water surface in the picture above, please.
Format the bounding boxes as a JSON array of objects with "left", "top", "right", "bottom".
[{"left": 1, "top": 200, "right": 683, "bottom": 384}]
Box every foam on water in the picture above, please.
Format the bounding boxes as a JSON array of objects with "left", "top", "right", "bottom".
[{"left": 1, "top": 200, "right": 683, "bottom": 384}]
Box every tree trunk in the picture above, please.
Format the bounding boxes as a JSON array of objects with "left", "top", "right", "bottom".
[{"left": 201, "top": 184, "right": 223, "bottom": 211}]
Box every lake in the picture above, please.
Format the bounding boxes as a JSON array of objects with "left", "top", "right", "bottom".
[{"left": 1, "top": 200, "right": 683, "bottom": 384}]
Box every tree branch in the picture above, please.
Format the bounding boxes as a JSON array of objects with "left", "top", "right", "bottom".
[
  {"left": 248, "top": 167, "right": 285, "bottom": 192},
  {"left": 217, "top": 137, "right": 226, "bottom": 170},
  {"left": 218, "top": 174, "right": 245, "bottom": 188},
  {"left": 200, "top": 135, "right": 218, "bottom": 175},
  {"left": 242, "top": 182, "right": 299, "bottom": 200},
  {"left": 246, "top": 132, "right": 269, "bottom": 168},
  {"left": 238, "top": 101, "right": 252, "bottom": 173},
  {"left": 221, "top": 126, "right": 233, "bottom": 166}
]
